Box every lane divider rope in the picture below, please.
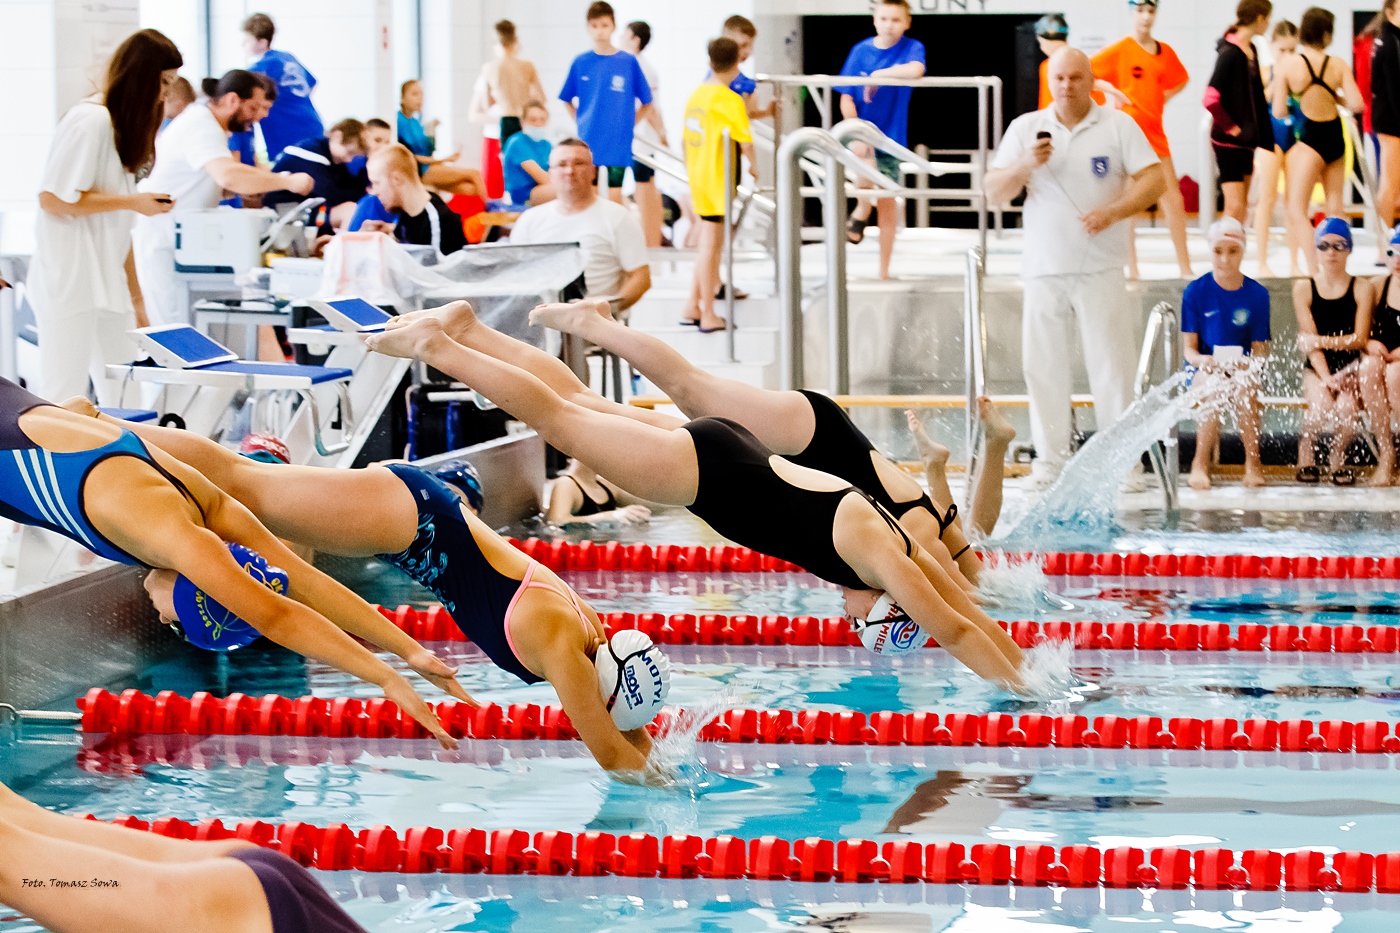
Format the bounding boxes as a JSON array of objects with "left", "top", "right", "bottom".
[
  {"left": 376, "top": 603, "right": 1400, "bottom": 654},
  {"left": 74, "top": 688, "right": 1400, "bottom": 753},
  {"left": 505, "top": 539, "right": 1400, "bottom": 581},
  {"left": 80, "top": 813, "right": 1400, "bottom": 891}
]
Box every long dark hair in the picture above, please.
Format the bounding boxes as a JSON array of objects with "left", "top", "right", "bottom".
[{"left": 105, "top": 29, "right": 183, "bottom": 173}]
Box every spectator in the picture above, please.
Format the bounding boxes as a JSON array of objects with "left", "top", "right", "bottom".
[
  {"left": 361, "top": 143, "right": 467, "bottom": 255},
  {"left": 481, "top": 20, "right": 544, "bottom": 148},
  {"left": 161, "top": 76, "right": 195, "bottom": 133},
  {"left": 1295, "top": 219, "right": 1378, "bottom": 486},
  {"left": 1204, "top": 1, "right": 1273, "bottom": 225},
  {"left": 1181, "top": 218, "right": 1271, "bottom": 491},
  {"left": 623, "top": 20, "right": 667, "bottom": 247},
  {"left": 1279, "top": 8, "right": 1364, "bottom": 278},
  {"left": 837, "top": 0, "right": 926, "bottom": 282},
  {"left": 984, "top": 48, "right": 1165, "bottom": 491},
  {"left": 1092, "top": 0, "right": 1191, "bottom": 280},
  {"left": 29, "top": 29, "right": 181, "bottom": 406},
  {"left": 1365, "top": 228, "right": 1400, "bottom": 485},
  {"left": 558, "top": 1, "right": 655, "bottom": 204},
  {"left": 510, "top": 138, "right": 650, "bottom": 312},
  {"left": 348, "top": 118, "right": 397, "bottom": 232},
  {"left": 1371, "top": 3, "right": 1400, "bottom": 269},
  {"left": 132, "top": 70, "right": 314, "bottom": 326},
  {"left": 239, "top": 12, "right": 324, "bottom": 161},
  {"left": 1255, "top": 20, "right": 1301, "bottom": 278},
  {"left": 398, "top": 79, "right": 485, "bottom": 197},
  {"left": 501, "top": 101, "right": 554, "bottom": 206},
  {"left": 682, "top": 38, "right": 755, "bottom": 333},
  {"left": 721, "top": 16, "right": 776, "bottom": 120},
  {"left": 264, "top": 118, "right": 368, "bottom": 227}
]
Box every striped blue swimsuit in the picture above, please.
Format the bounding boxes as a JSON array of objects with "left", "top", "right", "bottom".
[{"left": 0, "top": 378, "right": 191, "bottom": 565}]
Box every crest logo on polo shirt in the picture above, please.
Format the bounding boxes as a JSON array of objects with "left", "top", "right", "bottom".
[
  {"left": 1092, "top": 156, "right": 1110, "bottom": 177},
  {"left": 611, "top": 75, "right": 625, "bottom": 92},
  {"left": 1233, "top": 307, "right": 1250, "bottom": 327}
]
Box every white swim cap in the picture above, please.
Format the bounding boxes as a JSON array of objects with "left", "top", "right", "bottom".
[
  {"left": 855, "top": 594, "right": 927, "bottom": 656},
  {"left": 594, "top": 629, "right": 672, "bottom": 730}
]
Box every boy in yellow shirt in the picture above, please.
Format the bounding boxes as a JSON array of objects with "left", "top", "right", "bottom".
[{"left": 682, "top": 37, "right": 756, "bottom": 332}]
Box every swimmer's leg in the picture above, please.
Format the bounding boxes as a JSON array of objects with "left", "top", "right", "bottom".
[
  {"left": 970, "top": 397, "right": 1015, "bottom": 537},
  {"left": 531, "top": 300, "right": 816, "bottom": 454},
  {"left": 368, "top": 319, "right": 700, "bottom": 504},
  {"left": 404, "top": 301, "right": 683, "bottom": 430}
]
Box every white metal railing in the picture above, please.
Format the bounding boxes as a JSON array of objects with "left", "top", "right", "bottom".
[
  {"left": 962, "top": 246, "right": 987, "bottom": 498},
  {"left": 1135, "top": 301, "right": 1181, "bottom": 514},
  {"left": 757, "top": 73, "right": 1003, "bottom": 247}
]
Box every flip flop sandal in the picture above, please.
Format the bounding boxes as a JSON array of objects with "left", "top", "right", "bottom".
[
  {"left": 678, "top": 319, "right": 699, "bottom": 327},
  {"left": 1296, "top": 465, "right": 1321, "bottom": 484},
  {"left": 698, "top": 320, "right": 729, "bottom": 334},
  {"left": 847, "top": 216, "right": 868, "bottom": 245},
  {"left": 1331, "top": 468, "right": 1357, "bottom": 486},
  {"left": 715, "top": 284, "right": 749, "bottom": 300}
]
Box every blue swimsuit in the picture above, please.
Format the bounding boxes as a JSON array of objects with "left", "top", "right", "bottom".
[
  {"left": 377, "top": 463, "right": 590, "bottom": 684},
  {"left": 0, "top": 378, "right": 195, "bottom": 565}
]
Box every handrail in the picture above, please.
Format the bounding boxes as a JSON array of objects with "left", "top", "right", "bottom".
[
  {"left": 1196, "top": 111, "right": 1216, "bottom": 235},
  {"left": 1342, "top": 108, "right": 1382, "bottom": 233},
  {"left": 722, "top": 128, "right": 736, "bottom": 363},
  {"left": 1134, "top": 301, "right": 1180, "bottom": 514},
  {"left": 630, "top": 138, "right": 775, "bottom": 216},
  {"left": 962, "top": 246, "right": 987, "bottom": 493},
  {"left": 779, "top": 127, "right": 898, "bottom": 392},
  {"left": 829, "top": 119, "right": 973, "bottom": 178}
]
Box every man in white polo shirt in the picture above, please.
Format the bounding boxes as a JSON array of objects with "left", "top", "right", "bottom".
[
  {"left": 510, "top": 137, "right": 650, "bottom": 315},
  {"left": 986, "top": 47, "right": 1165, "bottom": 490}
]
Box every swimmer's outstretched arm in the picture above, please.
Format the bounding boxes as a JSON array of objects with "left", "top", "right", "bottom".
[
  {"left": 909, "top": 544, "right": 1023, "bottom": 669},
  {"left": 85, "top": 465, "right": 458, "bottom": 749}
]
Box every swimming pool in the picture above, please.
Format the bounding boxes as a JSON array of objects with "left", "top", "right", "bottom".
[{"left": 9, "top": 537, "right": 1400, "bottom": 930}]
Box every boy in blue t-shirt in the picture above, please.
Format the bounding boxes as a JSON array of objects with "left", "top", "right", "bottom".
[
  {"left": 721, "top": 16, "right": 775, "bottom": 120},
  {"left": 501, "top": 101, "right": 555, "bottom": 206},
  {"left": 1181, "top": 218, "right": 1272, "bottom": 491},
  {"left": 836, "top": 0, "right": 926, "bottom": 280},
  {"left": 559, "top": 1, "right": 655, "bottom": 204},
  {"left": 242, "top": 13, "right": 324, "bottom": 161}
]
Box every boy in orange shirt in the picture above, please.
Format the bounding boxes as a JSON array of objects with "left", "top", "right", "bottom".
[{"left": 1092, "top": 0, "right": 1192, "bottom": 279}]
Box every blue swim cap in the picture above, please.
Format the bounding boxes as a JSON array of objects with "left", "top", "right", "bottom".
[
  {"left": 1388, "top": 227, "right": 1400, "bottom": 248},
  {"left": 169, "top": 543, "right": 286, "bottom": 652},
  {"left": 1315, "top": 216, "right": 1353, "bottom": 248},
  {"left": 435, "top": 462, "right": 484, "bottom": 513},
  {"left": 1035, "top": 13, "right": 1068, "bottom": 39}
]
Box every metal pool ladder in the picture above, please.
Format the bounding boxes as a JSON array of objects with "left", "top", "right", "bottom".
[{"left": 1135, "top": 301, "right": 1182, "bottom": 515}]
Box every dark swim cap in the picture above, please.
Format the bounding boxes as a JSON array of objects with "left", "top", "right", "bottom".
[
  {"left": 435, "top": 461, "right": 484, "bottom": 513},
  {"left": 1035, "top": 13, "right": 1069, "bottom": 39},
  {"left": 169, "top": 543, "right": 287, "bottom": 651}
]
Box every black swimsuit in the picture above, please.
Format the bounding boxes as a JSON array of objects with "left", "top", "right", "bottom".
[
  {"left": 227, "top": 848, "right": 366, "bottom": 933},
  {"left": 567, "top": 474, "right": 617, "bottom": 516},
  {"left": 1306, "top": 278, "right": 1361, "bottom": 376},
  {"left": 682, "top": 417, "right": 913, "bottom": 589},
  {"left": 1296, "top": 55, "right": 1345, "bottom": 165},
  {"left": 787, "top": 390, "right": 959, "bottom": 543},
  {"left": 1374, "top": 278, "right": 1400, "bottom": 353}
]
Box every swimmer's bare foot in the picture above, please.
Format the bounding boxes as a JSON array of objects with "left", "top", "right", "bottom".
[
  {"left": 364, "top": 315, "right": 448, "bottom": 360},
  {"left": 905, "top": 409, "right": 948, "bottom": 466},
  {"left": 1243, "top": 460, "right": 1267, "bottom": 488},
  {"left": 59, "top": 396, "right": 99, "bottom": 418},
  {"left": 530, "top": 298, "right": 610, "bottom": 335},
  {"left": 1188, "top": 461, "right": 1212, "bottom": 491},
  {"left": 977, "top": 396, "right": 1016, "bottom": 445}
]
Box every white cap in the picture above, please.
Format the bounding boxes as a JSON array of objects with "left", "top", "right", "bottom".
[
  {"left": 855, "top": 593, "right": 927, "bottom": 655},
  {"left": 595, "top": 629, "right": 672, "bottom": 730},
  {"left": 1207, "top": 216, "right": 1247, "bottom": 249}
]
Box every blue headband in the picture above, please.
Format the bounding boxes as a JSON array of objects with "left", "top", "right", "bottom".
[
  {"left": 170, "top": 543, "right": 286, "bottom": 652},
  {"left": 1389, "top": 228, "right": 1400, "bottom": 248},
  {"left": 1315, "top": 217, "right": 1353, "bottom": 247}
]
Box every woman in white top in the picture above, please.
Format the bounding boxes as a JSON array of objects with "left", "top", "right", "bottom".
[{"left": 29, "top": 29, "right": 183, "bottom": 405}]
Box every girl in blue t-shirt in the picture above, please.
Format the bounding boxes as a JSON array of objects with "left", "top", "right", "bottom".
[
  {"left": 399, "top": 79, "right": 486, "bottom": 197},
  {"left": 1181, "top": 219, "right": 1271, "bottom": 490}
]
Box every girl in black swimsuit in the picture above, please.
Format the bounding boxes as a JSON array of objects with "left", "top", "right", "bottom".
[
  {"left": 1294, "top": 220, "right": 1380, "bottom": 485},
  {"left": 547, "top": 458, "right": 651, "bottom": 526},
  {"left": 0, "top": 779, "right": 366, "bottom": 933},
  {"left": 1278, "top": 8, "right": 1365, "bottom": 277},
  {"left": 1364, "top": 229, "right": 1400, "bottom": 485},
  {"left": 408, "top": 298, "right": 991, "bottom": 588},
  {"left": 364, "top": 309, "right": 1028, "bottom": 692}
]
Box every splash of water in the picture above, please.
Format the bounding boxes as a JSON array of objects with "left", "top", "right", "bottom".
[
  {"left": 612, "top": 686, "right": 747, "bottom": 791},
  {"left": 1000, "top": 372, "right": 1201, "bottom": 547}
]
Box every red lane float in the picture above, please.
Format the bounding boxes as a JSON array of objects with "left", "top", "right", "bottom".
[
  {"left": 377, "top": 604, "right": 1400, "bottom": 655},
  {"left": 75, "top": 688, "right": 1400, "bottom": 753},
  {"left": 88, "top": 814, "right": 1400, "bottom": 891}
]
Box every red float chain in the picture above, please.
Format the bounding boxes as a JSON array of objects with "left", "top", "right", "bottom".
[
  {"left": 85, "top": 812, "right": 1400, "bottom": 891},
  {"left": 376, "top": 603, "right": 1400, "bottom": 654},
  {"left": 505, "top": 539, "right": 1400, "bottom": 581},
  {"left": 74, "top": 688, "right": 1400, "bottom": 753}
]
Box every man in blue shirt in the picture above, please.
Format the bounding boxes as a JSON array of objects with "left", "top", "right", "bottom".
[
  {"left": 837, "top": 0, "right": 926, "bottom": 280},
  {"left": 559, "top": 1, "right": 655, "bottom": 204},
  {"left": 1181, "top": 218, "right": 1272, "bottom": 491},
  {"left": 241, "top": 13, "right": 324, "bottom": 161},
  {"left": 348, "top": 119, "right": 397, "bottom": 232}
]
